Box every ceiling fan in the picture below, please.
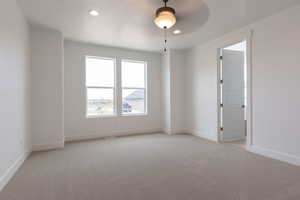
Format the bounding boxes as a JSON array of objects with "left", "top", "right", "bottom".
[{"left": 154, "top": 0, "right": 177, "bottom": 52}]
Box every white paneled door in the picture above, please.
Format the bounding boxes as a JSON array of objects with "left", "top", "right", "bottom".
[{"left": 221, "top": 49, "right": 245, "bottom": 142}]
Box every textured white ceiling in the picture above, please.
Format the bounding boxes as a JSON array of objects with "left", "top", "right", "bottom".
[{"left": 18, "top": 0, "right": 300, "bottom": 51}]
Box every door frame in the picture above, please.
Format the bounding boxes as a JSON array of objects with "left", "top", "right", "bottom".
[{"left": 217, "top": 30, "right": 253, "bottom": 147}]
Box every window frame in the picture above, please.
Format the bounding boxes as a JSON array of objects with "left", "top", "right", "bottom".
[
  {"left": 85, "top": 56, "right": 117, "bottom": 118},
  {"left": 120, "top": 59, "right": 148, "bottom": 116}
]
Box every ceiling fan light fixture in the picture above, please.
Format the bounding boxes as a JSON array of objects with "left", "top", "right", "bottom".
[
  {"left": 154, "top": 0, "right": 177, "bottom": 52},
  {"left": 154, "top": 1, "right": 176, "bottom": 29}
]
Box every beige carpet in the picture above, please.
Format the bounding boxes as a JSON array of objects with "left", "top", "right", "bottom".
[{"left": 1, "top": 134, "right": 300, "bottom": 200}]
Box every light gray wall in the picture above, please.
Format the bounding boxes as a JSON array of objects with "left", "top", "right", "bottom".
[
  {"left": 30, "top": 25, "right": 64, "bottom": 149},
  {"left": 185, "top": 43, "right": 219, "bottom": 141},
  {"left": 185, "top": 4, "right": 300, "bottom": 164},
  {"left": 161, "top": 50, "right": 186, "bottom": 135},
  {"left": 64, "top": 40, "right": 162, "bottom": 141},
  {"left": 0, "top": 0, "right": 31, "bottom": 189},
  {"left": 170, "top": 50, "right": 187, "bottom": 134},
  {"left": 161, "top": 51, "right": 171, "bottom": 133}
]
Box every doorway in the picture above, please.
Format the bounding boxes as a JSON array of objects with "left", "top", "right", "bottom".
[{"left": 218, "top": 41, "right": 248, "bottom": 146}]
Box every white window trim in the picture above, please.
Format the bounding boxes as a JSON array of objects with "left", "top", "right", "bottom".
[
  {"left": 85, "top": 56, "right": 148, "bottom": 118},
  {"left": 85, "top": 56, "right": 117, "bottom": 118},
  {"left": 120, "top": 59, "right": 148, "bottom": 116}
]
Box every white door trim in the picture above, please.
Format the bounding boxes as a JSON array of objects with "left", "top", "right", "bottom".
[{"left": 217, "top": 30, "right": 253, "bottom": 147}]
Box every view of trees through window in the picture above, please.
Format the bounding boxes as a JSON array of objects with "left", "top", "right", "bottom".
[{"left": 86, "top": 57, "right": 146, "bottom": 117}]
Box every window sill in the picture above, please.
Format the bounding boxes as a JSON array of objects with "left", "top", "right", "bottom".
[
  {"left": 121, "top": 113, "right": 148, "bottom": 117},
  {"left": 85, "top": 113, "right": 149, "bottom": 119},
  {"left": 86, "top": 115, "right": 117, "bottom": 119}
]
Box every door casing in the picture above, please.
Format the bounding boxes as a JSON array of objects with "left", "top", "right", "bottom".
[{"left": 217, "top": 31, "right": 253, "bottom": 147}]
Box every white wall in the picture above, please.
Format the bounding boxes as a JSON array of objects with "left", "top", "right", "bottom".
[
  {"left": 185, "top": 4, "right": 300, "bottom": 164},
  {"left": 0, "top": 0, "right": 31, "bottom": 190},
  {"left": 170, "top": 50, "right": 187, "bottom": 134},
  {"left": 64, "top": 40, "right": 161, "bottom": 141},
  {"left": 30, "top": 26, "right": 64, "bottom": 150},
  {"left": 185, "top": 43, "right": 219, "bottom": 141},
  {"left": 161, "top": 50, "right": 186, "bottom": 135},
  {"left": 161, "top": 51, "right": 172, "bottom": 133}
]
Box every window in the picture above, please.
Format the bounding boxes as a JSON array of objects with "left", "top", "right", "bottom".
[
  {"left": 86, "top": 56, "right": 115, "bottom": 117},
  {"left": 121, "top": 60, "right": 147, "bottom": 115},
  {"left": 85, "top": 57, "right": 147, "bottom": 117}
]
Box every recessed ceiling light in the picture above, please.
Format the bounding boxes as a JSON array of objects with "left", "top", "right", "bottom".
[
  {"left": 89, "top": 10, "right": 99, "bottom": 16},
  {"left": 173, "top": 29, "right": 181, "bottom": 34}
]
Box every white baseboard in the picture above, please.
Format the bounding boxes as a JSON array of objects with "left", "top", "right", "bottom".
[
  {"left": 222, "top": 137, "right": 246, "bottom": 143},
  {"left": 0, "top": 151, "right": 31, "bottom": 192},
  {"left": 162, "top": 128, "right": 190, "bottom": 135},
  {"left": 163, "top": 128, "right": 172, "bottom": 135},
  {"left": 247, "top": 145, "right": 300, "bottom": 166},
  {"left": 171, "top": 131, "right": 189, "bottom": 135},
  {"left": 65, "top": 129, "right": 163, "bottom": 142},
  {"left": 170, "top": 130, "right": 188, "bottom": 135},
  {"left": 187, "top": 129, "right": 218, "bottom": 142},
  {"left": 32, "top": 142, "right": 64, "bottom": 152}
]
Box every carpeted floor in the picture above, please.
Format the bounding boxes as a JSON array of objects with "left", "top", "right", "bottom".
[{"left": 1, "top": 133, "right": 300, "bottom": 200}]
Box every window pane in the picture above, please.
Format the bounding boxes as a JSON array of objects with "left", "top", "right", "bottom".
[
  {"left": 122, "top": 89, "right": 145, "bottom": 114},
  {"left": 87, "top": 88, "right": 114, "bottom": 116},
  {"left": 122, "top": 61, "right": 145, "bottom": 88},
  {"left": 86, "top": 57, "right": 115, "bottom": 87}
]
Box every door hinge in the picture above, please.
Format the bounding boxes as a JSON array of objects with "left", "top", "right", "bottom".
[
  {"left": 220, "top": 103, "right": 224, "bottom": 108},
  {"left": 220, "top": 127, "right": 224, "bottom": 131},
  {"left": 220, "top": 56, "right": 223, "bottom": 60},
  {"left": 220, "top": 79, "right": 223, "bottom": 84}
]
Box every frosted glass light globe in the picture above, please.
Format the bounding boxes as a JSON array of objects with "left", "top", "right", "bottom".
[{"left": 154, "top": 10, "right": 176, "bottom": 29}]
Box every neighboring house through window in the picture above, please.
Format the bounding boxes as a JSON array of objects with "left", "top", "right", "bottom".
[{"left": 121, "top": 60, "right": 147, "bottom": 115}]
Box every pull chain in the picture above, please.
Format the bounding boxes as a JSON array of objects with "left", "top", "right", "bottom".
[
  {"left": 164, "top": 0, "right": 167, "bottom": 7},
  {"left": 164, "top": 26, "right": 167, "bottom": 52}
]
